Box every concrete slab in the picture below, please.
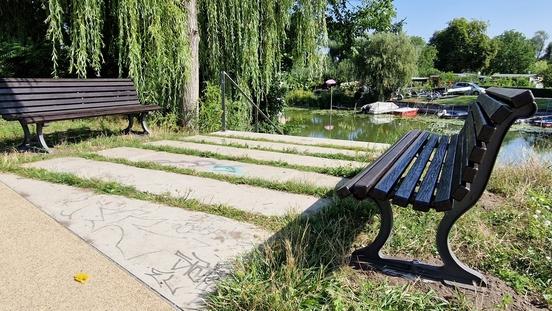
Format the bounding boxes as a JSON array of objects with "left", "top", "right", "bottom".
[
  {"left": 25, "top": 157, "right": 330, "bottom": 216},
  {"left": 0, "top": 174, "right": 269, "bottom": 310},
  {"left": 97, "top": 147, "right": 346, "bottom": 189},
  {"left": 148, "top": 140, "right": 366, "bottom": 170},
  {"left": 0, "top": 178, "right": 174, "bottom": 311},
  {"left": 211, "top": 130, "right": 390, "bottom": 151},
  {"left": 183, "top": 135, "right": 374, "bottom": 158}
]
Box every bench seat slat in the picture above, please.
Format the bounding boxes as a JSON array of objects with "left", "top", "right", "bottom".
[
  {"left": 17, "top": 105, "right": 160, "bottom": 123},
  {"left": 477, "top": 94, "right": 512, "bottom": 124},
  {"left": 1, "top": 100, "right": 142, "bottom": 116},
  {"left": 472, "top": 102, "right": 496, "bottom": 142},
  {"left": 433, "top": 134, "right": 458, "bottom": 211},
  {"left": 371, "top": 132, "right": 431, "bottom": 200},
  {"left": 0, "top": 90, "right": 137, "bottom": 102},
  {"left": 0, "top": 86, "right": 136, "bottom": 95},
  {"left": 337, "top": 130, "right": 421, "bottom": 199},
  {"left": 392, "top": 134, "right": 439, "bottom": 207},
  {"left": 412, "top": 136, "right": 449, "bottom": 211},
  {"left": 0, "top": 81, "right": 134, "bottom": 88},
  {"left": 0, "top": 95, "right": 139, "bottom": 112}
]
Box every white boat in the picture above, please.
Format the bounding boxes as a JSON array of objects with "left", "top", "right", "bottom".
[{"left": 360, "top": 102, "right": 399, "bottom": 114}]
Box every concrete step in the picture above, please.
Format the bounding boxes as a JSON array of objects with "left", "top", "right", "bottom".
[
  {"left": 25, "top": 157, "right": 331, "bottom": 217},
  {"left": 97, "top": 147, "right": 346, "bottom": 189},
  {"left": 211, "top": 130, "right": 389, "bottom": 151},
  {"left": 147, "top": 140, "right": 366, "bottom": 170},
  {"left": 0, "top": 173, "right": 268, "bottom": 310},
  {"left": 183, "top": 135, "right": 374, "bottom": 158}
]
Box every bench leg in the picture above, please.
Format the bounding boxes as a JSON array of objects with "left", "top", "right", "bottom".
[
  {"left": 36, "top": 123, "right": 51, "bottom": 153},
  {"left": 350, "top": 199, "right": 487, "bottom": 290},
  {"left": 18, "top": 121, "right": 32, "bottom": 151},
  {"left": 123, "top": 115, "right": 134, "bottom": 134},
  {"left": 139, "top": 113, "right": 151, "bottom": 135},
  {"left": 351, "top": 199, "right": 393, "bottom": 261},
  {"left": 436, "top": 204, "right": 488, "bottom": 288}
]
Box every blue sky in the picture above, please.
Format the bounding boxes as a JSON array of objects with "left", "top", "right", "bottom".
[{"left": 393, "top": 0, "right": 552, "bottom": 42}]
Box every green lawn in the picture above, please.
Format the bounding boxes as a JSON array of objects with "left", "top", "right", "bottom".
[{"left": 0, "top": 117, "right": 550, "bottom": 310}]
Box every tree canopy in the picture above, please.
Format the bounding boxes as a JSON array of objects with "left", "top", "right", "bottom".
[
  {"left": 490, "top": 31, "right": 536, "bottom": 74},
  {"left": 326, "top": 0, "right": 398, "bottom": 61},
  {"left": 355, "top": 32, "right": 416, "bottom": 101},
  {"left": 430, "top": 18, "right": 496, "bottom": 73}
]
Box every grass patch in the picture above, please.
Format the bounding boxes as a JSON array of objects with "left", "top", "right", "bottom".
[{"left": 434, "top": 96, "right": 477, "bottom": 106}]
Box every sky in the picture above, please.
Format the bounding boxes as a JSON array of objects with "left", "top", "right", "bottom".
[{"left": 393, "top": 0, "right": 552, "bottom": 42}]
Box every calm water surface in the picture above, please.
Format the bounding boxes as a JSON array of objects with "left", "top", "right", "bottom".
[{"left": 284, "top": 108, "right": 552, "bottom": 165}]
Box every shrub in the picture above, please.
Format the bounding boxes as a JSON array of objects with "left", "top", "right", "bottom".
[
  {"left": 285, "top": 89, "right": 319, "bottom": 107},
  {"left": 198, "top": 82, "right": 223, "bottom": 133}
]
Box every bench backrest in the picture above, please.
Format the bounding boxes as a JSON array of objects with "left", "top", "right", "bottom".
[
  {"left": 451, "top": 87, "right": 536, "bottom": 203},
  {"left": 0, "top": 78, "right": 139, "bottom": 120}
]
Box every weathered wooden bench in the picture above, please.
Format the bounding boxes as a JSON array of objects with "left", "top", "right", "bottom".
[
  {"left": 0, "top": 78, "right": 161, "bottom": 152},
  {"left": 338, "top": 87, "right": 537, "bottom": 289}
]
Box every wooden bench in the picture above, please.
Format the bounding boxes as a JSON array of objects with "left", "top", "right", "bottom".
[
  {"left": 0, "top": 78, "right": 161, "bottom": 152},
  {"left": 338, "top": 87, "right": 537, "bottom": 289}
]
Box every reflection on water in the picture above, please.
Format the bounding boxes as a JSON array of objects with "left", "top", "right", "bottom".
[{"left": 284, "top": 109, "right": 552, "bottom": 165}]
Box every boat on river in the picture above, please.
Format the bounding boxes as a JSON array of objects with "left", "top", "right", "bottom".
[
  {"left": 393, "top": 107, "right": 418, "bottom": 117},
  {"left": 437, "top": 109, "right": 468, "bottom": 119},
  {"left": 360, "top": 102, "right": 399, "bottom": 114}
]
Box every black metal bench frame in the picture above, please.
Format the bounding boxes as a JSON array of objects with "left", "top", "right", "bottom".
[
  {"left": 338, "top": 88, "right": 537, "bottom": 289},
  {"left": 0, "top": 78, "right": 161, "bottom": 153}
]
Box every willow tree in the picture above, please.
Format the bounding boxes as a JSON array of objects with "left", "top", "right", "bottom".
[
  {"left": 44, "top": 0, "right": 191, "bottom": 119},
  {"left": 198, "top": 0, "right": 327, "bottom": 104},
  {"left": 1, "top": 0, "right": 327, "bottom": 126}
]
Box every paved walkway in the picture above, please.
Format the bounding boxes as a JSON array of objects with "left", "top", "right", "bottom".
[
  {"left": 212, "top": 130, "right": 390, "bottom": 150},
  {"left": 183, "top": 135, "right": 374, "bottom": 158},
  {"left": 0, "top": 179, "right": 174, "bottom": 311},
  {"left": 98, "top": 147, "right": 346, "bottom": 189},
  {"left": 2, "top": 131, "right": 384, "bottom": 310},
  {"left": 0, "top": 174, "right": 269, "bottom": 310},
  {"left": 148, "top": 140, "right": 366, "bottom": 169},
  {"left": 25, "top": 157, "right": 331, "bottom": 216}
]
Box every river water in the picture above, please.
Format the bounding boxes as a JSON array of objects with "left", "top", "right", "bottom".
[{"left": 283, "top": 108, "right": 552, "bottom": 165}]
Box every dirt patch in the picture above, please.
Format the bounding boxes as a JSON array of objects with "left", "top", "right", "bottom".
[
  {"left": 354, "top": 269, "right": 546, "bottom": 310},
  {"left": 478, "top": 191, "right": 507, "bottom": 211}
]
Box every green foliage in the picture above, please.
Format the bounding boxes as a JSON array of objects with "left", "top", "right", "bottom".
[
  {"left": 198, "top": 82, "right": 223, "bottom": 133},
  {"left": 490, "top": 30, "right": 536, "bottom": 74},
  {"left": 355, "top": 32, "right": 417, "bottom": 100},
  {"left": 0, "top": 40, "right": 53, "bottom": 77},
  {"left": 42, "top": 0, "right": 192, "bottom": 117},
  {"left": 285, "top": 89, "right": 319, "bottom": 107},
  {"left": 199, "top": 0, "right": 327, "bottom": 102},
  {"left": 531, "top": 60, "right": 550, "bottom": 76},
  {"left": 430, "top": 18, "right": 496, "bottom": 73},
  {"left": 487, "top": 77, "right": 533, "bottom": 88},
  {"left": 327, "top": 0, "right": 397, "bottom": 61},
  {"left": 542, "top": 66, "right": 552, "bottom": 88},
  {"left": 417, "top": 45, "right": 439, "bottom": 77}
]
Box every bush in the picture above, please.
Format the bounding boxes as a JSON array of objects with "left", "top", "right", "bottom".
[
  {"left": 285, "top": 89, "right": 319, "bottom": 107},
  {"left": 198, "top": 82, "right": 223, "bottom": 133}
]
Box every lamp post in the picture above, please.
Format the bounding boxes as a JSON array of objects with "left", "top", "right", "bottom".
[{"left": 324, "top": 79, "right": 337, "bottom": 131}]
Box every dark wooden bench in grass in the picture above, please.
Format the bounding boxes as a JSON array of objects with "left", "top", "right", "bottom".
[
  {"left": 338, "top": 87, "right": 537, "bottom": 289},
  {"left": 0, "top": 78, "right": 161, "bottom": 152}
]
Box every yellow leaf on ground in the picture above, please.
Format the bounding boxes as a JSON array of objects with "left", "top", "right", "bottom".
[{"left": 74, "top": 272, "right": 89, "bottom": 284}]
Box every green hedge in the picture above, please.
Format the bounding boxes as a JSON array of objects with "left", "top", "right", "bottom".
[{"left": 285, "top": 88, "right": 358, "bottom": 109}]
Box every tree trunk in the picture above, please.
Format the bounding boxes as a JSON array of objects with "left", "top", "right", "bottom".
[{"left": 182, "top": 0, "right": 199, "bottom": 128}]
